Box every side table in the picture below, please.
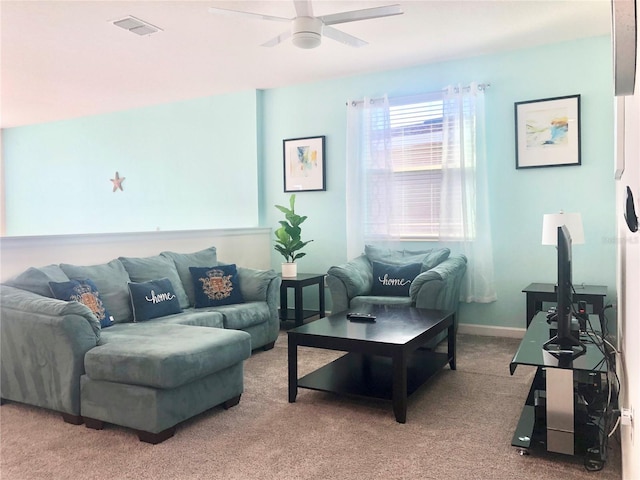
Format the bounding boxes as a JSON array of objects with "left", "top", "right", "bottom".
[
  {"left": 522, "top": 282, "right": 607, "bottom": 328},
  {"left": 279, "top": 273, "right": 326, "bottom": 327}
]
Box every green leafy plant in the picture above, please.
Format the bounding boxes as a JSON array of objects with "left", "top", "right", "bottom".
[{"left": 274, "top": 194, "right": 313, "bottom": 263}]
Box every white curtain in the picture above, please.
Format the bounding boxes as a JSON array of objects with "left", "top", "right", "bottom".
[
  {"left": 440, "top": 83, "right": 497, "bottom": 303},
  {"left": 346, "top": 85, "right": 497, "bottom": 303},
  {"left": 345, "top": 96, "right": 391, "bottom": 259}
]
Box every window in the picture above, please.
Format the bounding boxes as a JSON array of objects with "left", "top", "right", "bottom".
[
  {"left": 347, "top": 84, "right": 496, "bottom": 302},
  {"left": 365, "top": 93, "right": 445, "bottom": 239}
]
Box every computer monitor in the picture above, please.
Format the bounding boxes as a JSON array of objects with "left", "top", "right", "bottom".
[{"left": 543, "top": 225, "right": 586, "bottom": 357}]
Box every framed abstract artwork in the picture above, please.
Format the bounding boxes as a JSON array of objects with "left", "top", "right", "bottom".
[
  {"left": 283, "top": 136, "right": 326, "bottom": 192},
  {"left": 514, "top": 94, "right": 581, "bottom": 169}
]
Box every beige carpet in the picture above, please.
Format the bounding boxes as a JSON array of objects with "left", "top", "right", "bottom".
[{"left": 0, "top": 332, "right": 621, "bottom": 480}]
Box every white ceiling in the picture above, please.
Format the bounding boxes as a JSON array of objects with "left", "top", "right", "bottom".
[{"left": 1, "top": 0, "right": 612, "bottom": 129}]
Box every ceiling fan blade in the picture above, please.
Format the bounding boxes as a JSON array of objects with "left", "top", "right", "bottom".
[
  {"left": 293, "top": 0, "right": 313, "bottom": 18},
  {"left": 322, "top": 26, "right": 367, "bottom": 48},
  {"left": 208, "top": 6, "right": 290, "bottom": 23},
  {"left": 261, "top": 30, "right": 293, "bottom": 47},
  {"left": 320, "top": 4, "right": 403, "bottom": 26}
]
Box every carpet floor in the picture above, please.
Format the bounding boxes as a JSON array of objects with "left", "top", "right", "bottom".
[{"left": 0, "top": 332, "right": 622, "bottom": 480}]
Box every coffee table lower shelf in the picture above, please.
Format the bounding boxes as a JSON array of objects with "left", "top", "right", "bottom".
[{"left": 298, "top": 349, "right": 449, "bottom": 401}]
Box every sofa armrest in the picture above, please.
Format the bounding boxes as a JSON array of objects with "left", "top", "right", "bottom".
[
  {"left": 326, "top": 255, "right": 373, "bottom": 313},
  {"left": 236, "top": 267, "right": 279, "bottom": 302},
  {"left": 409, "top": 255, "right": 467, "bottom": 311},
  {"left": 236, "top": 267, "right": 281, "bottom": 342},
  {"left": 1, "top": 285, "right": 102, "bottom": 337},
  {"left": 0, "top": 285, "right": 101, "bottom": 416}
]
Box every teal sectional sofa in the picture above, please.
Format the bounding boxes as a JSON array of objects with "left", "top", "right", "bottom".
[{"left": 0, "top": 246, "right": 281, "bottom": 443}]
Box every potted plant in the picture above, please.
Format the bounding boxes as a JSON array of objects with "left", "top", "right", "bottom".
[{"left": 274, "top": 194, "right": 313, "bottom": 278}]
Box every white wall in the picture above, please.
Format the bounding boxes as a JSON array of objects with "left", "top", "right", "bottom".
[
  {"left": 618, "top": 51, "right": 640, "bottom": 479},
  {"left": 0, "top": 228, "right": 272, "bottom": 282}
]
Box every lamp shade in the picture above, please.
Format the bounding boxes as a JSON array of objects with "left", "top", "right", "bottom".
[{"left": 542, "top": 212, "right": 585, "bottom": 245}]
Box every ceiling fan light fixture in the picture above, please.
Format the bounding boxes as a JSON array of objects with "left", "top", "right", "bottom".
[
  {"left": 292, "top": 31, "right": 321, "bottom": 49},
  {"left": 291, "top": 16, "right": 322, "bottom": 49}
]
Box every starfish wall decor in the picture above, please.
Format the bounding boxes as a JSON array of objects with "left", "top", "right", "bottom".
[{"left": 110, "top": 171, "right": 125, "bottom": 192}]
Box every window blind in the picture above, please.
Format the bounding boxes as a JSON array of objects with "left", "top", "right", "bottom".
[{"left": 365, "top": 92, "right": 445, "bottom": 239}]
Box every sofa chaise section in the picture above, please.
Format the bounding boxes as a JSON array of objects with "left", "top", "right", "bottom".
[{"left": 81, "top": 324, "right": 250, "bottom": 444}]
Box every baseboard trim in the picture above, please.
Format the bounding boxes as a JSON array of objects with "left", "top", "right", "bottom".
[{"left": 458, "top": 323, "right": 526, "bottom": 339}]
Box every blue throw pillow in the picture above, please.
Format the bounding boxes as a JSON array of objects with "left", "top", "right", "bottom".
[
  {"left": 370, "top": 261, "right": 422, "bottom": 297},
  {"left": 190, "top": 264, "right": 244, "bottom": 308},
  {"left": 128, "top": 278, "right": 182, "bottom": 322},
  {"left": 49, "top": 279, "right": 114, "bottom": 328}
]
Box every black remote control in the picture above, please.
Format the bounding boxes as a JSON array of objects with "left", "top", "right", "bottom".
[{"left": 346, "top": 313, "right": 376, "bottom": 322}]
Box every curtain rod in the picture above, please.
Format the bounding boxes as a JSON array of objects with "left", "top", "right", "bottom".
[{"left": 346, "top": 83, "right": 491, "bottom": 107}]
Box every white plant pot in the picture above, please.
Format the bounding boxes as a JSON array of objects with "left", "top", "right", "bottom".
[{"left": 281, "top": 262, "right": 297, "bottom": 278}]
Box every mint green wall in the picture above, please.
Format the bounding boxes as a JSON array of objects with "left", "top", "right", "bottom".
[
  {"left": 2, "top": 90, "right": 259, "bottom": 235},
  {"left": 2, "top": 36, "right": 616, "bottom": 331},
  {"left": 261, "top": 36, "right": 616, "bottom": 329}
]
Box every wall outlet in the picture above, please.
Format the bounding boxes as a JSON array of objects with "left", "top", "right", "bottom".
[
  {"left": 621, "top": 407, "right": 633, "bottom": 425},
  {"left": 621, "top": 406, "right": 634, "bottom": 444}
]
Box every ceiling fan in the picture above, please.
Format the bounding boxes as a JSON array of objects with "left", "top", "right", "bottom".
[{"left": 208, "top": 1, "right": 403, "bottom": 49}]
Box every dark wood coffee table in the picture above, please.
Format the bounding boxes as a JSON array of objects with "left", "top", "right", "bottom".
[{"left": 287, "top": 305, "right": 456, "bottom": 423}]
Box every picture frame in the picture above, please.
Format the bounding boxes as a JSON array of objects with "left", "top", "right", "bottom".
[
  {"left": 283, "top": 136, "right": 326, "bottom": 192},
  {"left": 514, "top": 94, "right": 581, "bottom": 169}
]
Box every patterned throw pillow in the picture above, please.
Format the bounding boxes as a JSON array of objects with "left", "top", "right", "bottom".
[
  {"left": 161, "top": 247, "right": 218, "bottom": 307},
  {"left": 128, "top": 278, "right": 182, "bottom": 322},
  {"left": 189, "top": 264, "right": 245, "bottom": 308},
  {"left": 49, "top": 279, "right": 114, "bottom": 328},
  {"left": 60, "top": 260, "right": 132, "bottom": 323},
  {"left": 370, "top": 262, "right": 422, "bottom": 297}
]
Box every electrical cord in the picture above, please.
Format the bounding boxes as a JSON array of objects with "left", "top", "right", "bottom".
[
  {"left": 569, "top": 294, "right": 619, "bottom": 471},
  {"left": 608, "top": 416, "right": 621, "bottom": 438},
  {"left": 545, "top": 287, "right": 618, "bottom": 470}
]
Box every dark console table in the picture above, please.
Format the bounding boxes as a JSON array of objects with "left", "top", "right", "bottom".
[
  {"left": 510, "top": 312, "right": 608, "bottom": 468},
  {"left": 279, "top": 273, "right": 326, "bottom": 327},
  {"left": 522, "top": 283, "right": 607, "bottom": 327}
]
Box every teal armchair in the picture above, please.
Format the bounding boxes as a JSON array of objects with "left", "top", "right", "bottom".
[{"left": 326, "top": 245, "right": 467, "bottom": 319}]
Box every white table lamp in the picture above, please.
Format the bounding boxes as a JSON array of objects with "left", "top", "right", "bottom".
[{"left": 542, "top": 212, "right": 585, "bottom": 246}]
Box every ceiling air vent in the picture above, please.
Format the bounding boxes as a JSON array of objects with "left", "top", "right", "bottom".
[{"left": 113, "top": 16, "right": 162, "bottom": 36}]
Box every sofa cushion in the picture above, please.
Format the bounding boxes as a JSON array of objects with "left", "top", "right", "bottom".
[
  {"left": 128, "top": 278, "right": 182, "bottom": 322},
  {"left": 214, "top": 301, "right": 271, "bottom": 330},
  {"left": 365, "top": 245, "right": 450, "bottom": 271},
  {"left": 5, "top": 265, "right": 69, "bottom": 298},
  {"left": 60, "top": 260, "right": 133, "bottom": 323},
  {"left": 161, "top": 247, "right": 218, "bottom": 306},
  {"left": 422, "top": 248, "right": 451, "bottom": 270},
  {"left": 370, "top": 261, "right": 422, "bottom": 297},
  {"left": 119, "top": 255, "right": 189, "bottom": 309},
  {"left": 350, "top": 295, "right": 414, "bottom": 309},
  {"left": 49, "top": 279, "right": 114, "bottom": 328},
  {"left": 84, "top": 324, "right": 251, "bottom": 389},
  {"left": 190, "top": 264, "right": 244, "bottom": 308},
  {"left": 99, "top": 309, "right": 224, "bottom": 340}
]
